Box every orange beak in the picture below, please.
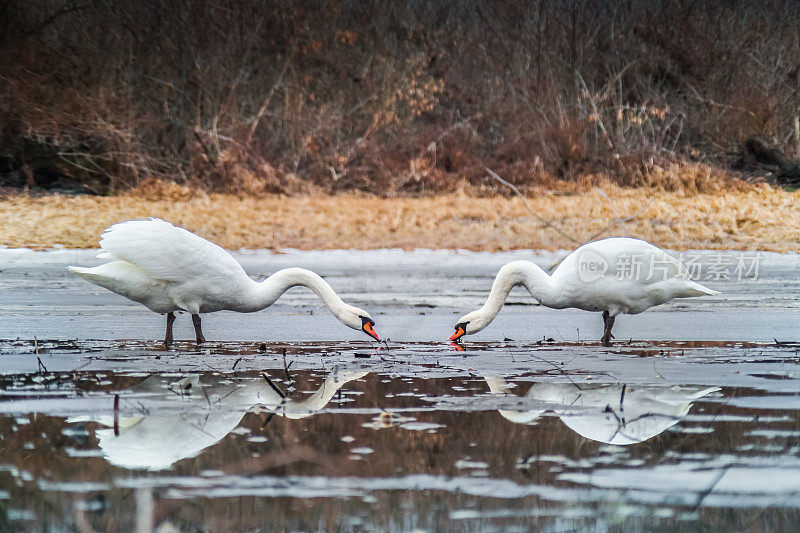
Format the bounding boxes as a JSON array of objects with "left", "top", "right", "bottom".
[
  {"left": 449, "top": 341, "right": 465, "bottom": 352},
  {"left": 362, "top": 322, "right": 380, "bottom": 341},
  {"left": 449, "top": 326, "right": 466, "bottom": 341}
]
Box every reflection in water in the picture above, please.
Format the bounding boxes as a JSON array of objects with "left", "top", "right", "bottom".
[
  {"left": 1, "top": 366, "right": 798, "bottom": 531},
  {"left": 486, "top": 377, "right": 719, "bottom": 445},
  {"left": 68, "top": 371, "right": 367, "bottom": 470}
]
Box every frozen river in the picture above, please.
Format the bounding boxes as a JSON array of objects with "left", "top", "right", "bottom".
[
  {"left": 2, "top": 247, "right": 799, "bottom": 344},
  {"left": 1, "top": 249, "right": 799, "bottom": 530}
]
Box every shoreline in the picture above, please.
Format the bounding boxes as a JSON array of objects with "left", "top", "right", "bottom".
[{"left": 2, "top": 184, "right": 798, "bottom": 251}]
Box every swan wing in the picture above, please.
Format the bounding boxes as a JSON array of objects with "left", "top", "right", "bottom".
[
  {"left": 98, "top": 219, "right": 246, "bottom": 282},
  {"left": 555, "top": 237, "right": 688, "bottom": 285}
]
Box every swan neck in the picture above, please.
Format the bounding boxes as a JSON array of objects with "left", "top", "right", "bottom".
[
  {"left": 249, "top": 268, "right": 347, "bottom": 316},
  {"left": 485, "top": 376, "right": 513, "bottom": 395},
  {"left": 282, "top": 375, "right": 347, "bottom": 419},
  {"left": 479, "top": 261, "right": 553, "bottom": 321}
]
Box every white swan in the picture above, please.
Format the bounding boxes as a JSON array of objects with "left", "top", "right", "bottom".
[
  {"left": 68, "top": 371, "right": 367, "bottom": 470},
  {"left": 68, "top": 219, "right": 380, "bottom": 345},
  {"left": 450, "top": 237, "right": 718, "bottom": 345},
  {"left": 485, "top": 377, "right": 719, "bottom": 445}
]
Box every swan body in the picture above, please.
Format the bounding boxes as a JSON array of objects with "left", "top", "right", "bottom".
[
  {"left": 68, "top": 219, "right": 379, "bottom": 344},
  {"left": 486, "top": 377, "right": 719, "bottom": 445},
  {"left": 68, "top": 371, "right": 367, "bottom": 470},
  {"left": 451, "top": 237, "right": 718, "bottom": 345}
]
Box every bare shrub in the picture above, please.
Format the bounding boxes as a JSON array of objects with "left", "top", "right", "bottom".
[{"left": 2, "top": 1, "right": 799, "bottom": 194}]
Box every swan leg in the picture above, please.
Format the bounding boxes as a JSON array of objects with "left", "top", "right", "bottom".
[
  {"left": 192, "top": 314, "right": 206, "bottom": 344},
  {"left": 164, "top": 312, "right": 176, "bottom": 347},
  {"left": 601, "top": 311, "right": 616, "bottom": 346}
]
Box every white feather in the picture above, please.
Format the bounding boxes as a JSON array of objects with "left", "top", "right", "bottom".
[
  {"left": 68, "top": 219, "right": 377, "bottom": 339},
  {"left": 98, "top": 218, "right": 246, "bottom": 282},
  {"left": 453, "top": 237, "right": 719, "bottom": 341},
  {"left": 67, "top": 372, "right": 366, "bottom": 470},
  {"left": 486, "top": 377, "right": 719, "bottom": 445}
]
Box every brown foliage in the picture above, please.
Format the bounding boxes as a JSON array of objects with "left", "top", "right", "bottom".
[{"left": 2, "top": 1, "right": 799, "bottom": 194}]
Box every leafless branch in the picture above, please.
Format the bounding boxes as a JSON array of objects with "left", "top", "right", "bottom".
[
  {"left": 587, "top": 186, "right": 655, "bottom": 242},
  {"left": 246, "top": 46, "right": 296, "bottom": 146},
  {"left": 485, "top": 167, "right": 579, "bottom": 244}
]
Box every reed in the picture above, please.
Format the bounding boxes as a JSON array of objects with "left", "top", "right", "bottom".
[{"left": 2, "top": 177, "right": 795, "bottom": 251}]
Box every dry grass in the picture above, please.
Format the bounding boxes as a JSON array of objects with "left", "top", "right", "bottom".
[{"left": 1, "top": 178, "right": 798, "bottom": 252}]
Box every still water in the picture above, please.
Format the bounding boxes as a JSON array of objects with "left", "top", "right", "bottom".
[{"left": 1, "top": 346, "right": 799, "bottom": 531}]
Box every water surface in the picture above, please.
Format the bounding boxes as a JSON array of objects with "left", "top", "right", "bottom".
[
  {"left": 1, "top": 340, "right": 799, "bottom": 531},
  {"left": 2, "top": 250, "right": 800, "bottom": 530}
]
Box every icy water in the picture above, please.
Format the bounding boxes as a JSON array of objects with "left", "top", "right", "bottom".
[{"left": 1, "top": 249, "right": 800, "bottom": 530}]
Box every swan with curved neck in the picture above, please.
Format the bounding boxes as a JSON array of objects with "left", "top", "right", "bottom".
[
  {"left": 450, "top": 237, "right": 718, "bottom": 346},
  {"left": 68, "top": 219, "right": 380, "bottom": 346},
  {"left": 485, "top": 376, "right": 719, "bottom": 444},
  {"left": 68, "top": 371, "right": 368, "bottom": 470}
]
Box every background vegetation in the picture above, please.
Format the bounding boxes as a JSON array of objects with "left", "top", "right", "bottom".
[{"left": 2, "top": 0, "right": 800, "bottom": 194}]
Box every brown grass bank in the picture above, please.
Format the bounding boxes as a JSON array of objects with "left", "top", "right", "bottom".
[{"left": 1, "top": 181, "right": 797, "bottom": 252}]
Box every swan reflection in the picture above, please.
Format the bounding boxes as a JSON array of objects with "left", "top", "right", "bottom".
[
  {"left": 69, "top": 371, "right": 367, "bottom": 470},
  {"left": 486, "top": 377, "right": 719, "bottom": 445}
]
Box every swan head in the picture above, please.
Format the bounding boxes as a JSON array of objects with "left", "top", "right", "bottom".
[
  {"left": 449, "top": 309, "right": 488, "bottom": 341},
  {"left": 339, "top": 305, "right": 380, "bottom": 341}
]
